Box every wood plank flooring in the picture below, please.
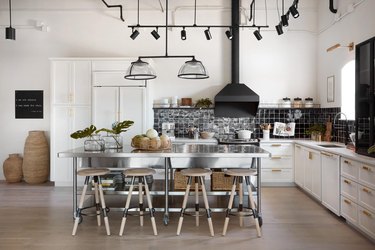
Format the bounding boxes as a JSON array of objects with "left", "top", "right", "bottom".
[{"left": 0, "top": 181, "right": 373, "bottom": 250}]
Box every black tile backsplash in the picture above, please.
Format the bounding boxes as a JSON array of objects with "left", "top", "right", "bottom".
[{"left": 153, "top": 107, "right": 354, "bottom": 143}]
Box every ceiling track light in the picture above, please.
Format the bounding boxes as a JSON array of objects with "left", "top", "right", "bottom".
[
  {"left": 289, "top": 0, "right": 300, "bottom": 18},
  {"left": 276, "top": 23, "right": 283, "bottom": 35},
  {"left": 130, "top": 28, "right": 140, "bottom": 40},
  {"left": 253, "top": 28, "right": 262, "bottom": 41},
  {"left": 204, "top": 27, "right": 212, "bottom": 40},
  {"left": 181, "top": 27, "right": 187, "bottom": 40},
  {"left": 225, "top": 28, "right": 233, "bottom": 40},
  {"left": 281, "top": 0, "right": 289, "bottom": 27},
  {"left": 5, "top": 0, "right": 15, "bottom": 40},
  {"left": 151, "top": 27, "right": 160, "bottom": 40}
]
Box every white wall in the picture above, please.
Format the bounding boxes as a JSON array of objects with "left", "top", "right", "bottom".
[
  {"left": 317, "top": 0, "right": 375, "bottom": 108},
  {"left": 0, "top": 0, "right": 318, "bottom": 180}
]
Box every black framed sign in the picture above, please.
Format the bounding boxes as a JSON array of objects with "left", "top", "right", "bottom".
[{"left": 15, "top": 90, "right": 44, "bottom": 119}]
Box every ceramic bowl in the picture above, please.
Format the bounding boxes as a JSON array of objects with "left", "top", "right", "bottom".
[{"left": 200, "top": 131, "right": 215, "bottom": 139}]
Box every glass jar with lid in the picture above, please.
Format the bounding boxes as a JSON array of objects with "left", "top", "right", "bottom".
[
  {"left": 304, "top": 97, "right": 314, "bottom": 108},
  {"left": 293, "top": 97, "right": 303, "bottom": 108},
  {"left": 280, "top": 97, "right": 291, "bottom": 108}
]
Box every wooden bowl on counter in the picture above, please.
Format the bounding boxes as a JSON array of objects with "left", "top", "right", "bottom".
[{"left": 200, "top": 131, "right": 215, "bottom": 139}]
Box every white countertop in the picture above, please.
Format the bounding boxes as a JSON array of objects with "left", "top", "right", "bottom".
[
  {"left": 261, "top": 138, "right": 374, "bottom": 166},
  {"left": 172, "top": 137, "right": 218, "bottom": 144}
]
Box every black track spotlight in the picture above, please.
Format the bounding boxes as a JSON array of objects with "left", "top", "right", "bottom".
[
  {"left": 276, "top": 23, "right": 283, "bottom": 35},
  {"left": 281, "top": 14, "right": 289, "bottom": 27},
  {"left": 6, "top": 0, "right": 15, "bottom": 40},
  {"left": 253, "top": 28, "right": 262, "bottom": 41},
  {"left": 225, "top": 28, "right": 233, "bottom": 40},
  {"left": 151, "top": 28, "right": 160, "bottom": 40},
  {"left": 204, "top": 27, "right": 212, "bottom": 40},
  {"left": 289, "top": 5, "right": 299, "bottom": 18},
  {"left": 181, "top": 27, "right": 187, "bottom": 40},
  {"left": 130, "top": 28, "right": 140, "bottom": 40}
]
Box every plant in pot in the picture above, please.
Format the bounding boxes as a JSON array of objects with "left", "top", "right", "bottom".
[
  {"left": 305, "top": 124, "right": 326, "bottom": 141},
  {"left": 96, "top": 120, "right": 134, "bottom": 149},
  {"left": 70, "top": 125, "right": 104, "bottom": 151},
  {"left": 195, "top": 98, "right": 213, "bottom": 108}
]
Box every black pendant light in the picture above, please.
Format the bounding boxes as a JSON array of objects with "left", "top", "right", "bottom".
[
  {"left": 124, "top": 59, "right": 156, "bottom": 80},
  {"left": 178, "top": 58, "right": 209, "bottom": 79},
  {"left": 6, "top": 0, "right": 16, "bottom": 40}
]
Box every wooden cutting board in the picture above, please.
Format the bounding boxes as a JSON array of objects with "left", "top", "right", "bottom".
[{"left": 324, "top": 116, "right": 332, "bottom": 142}]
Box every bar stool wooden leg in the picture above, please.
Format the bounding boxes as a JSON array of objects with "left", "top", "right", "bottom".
[
  {"left": 195, "top": 177, "right": 200, "bottom": 227},
  {"left": 139, "top": 180, "right": 144, "bottom": 227},
  {"left": 239, "top": 177, "right": 244, "bottom": 227},
  {"left": 177, "top": 177, "right": 192, "bottom": 236},
  {"left": 143, "top": 176, "right": 158, "bottom": 236},
  {"left": 200, "top": 176, "right": 214, "bottom": 237},
  {"left": 93, "top": 176, "right": 101, "bottom": 226},
  {"left": 245, "top": 176, "right": 261, "bottom": 237},
  {"left": 222, "top": 176, "right": 237, "bottom": 236},
  {"left": 119, "top": 177, "right": 135, "bottom": 236},
  {"left": 72, "top": 176, "right": 89, "bottom": 236},
  {"left": 98, "top": 177, "right": 110, "bottom": 236}
]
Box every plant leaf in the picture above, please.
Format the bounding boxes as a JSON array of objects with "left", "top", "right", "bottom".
[{"left": 70, "top": 125, "right": 97, "bottom": 139}]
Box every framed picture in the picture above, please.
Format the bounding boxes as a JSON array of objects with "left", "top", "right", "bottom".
[
  {"left": 15, "top": 90, "right": 44, "bottom": 119},
  {"left": 327, "top": 75, "right": 335, "bottom": 102}
]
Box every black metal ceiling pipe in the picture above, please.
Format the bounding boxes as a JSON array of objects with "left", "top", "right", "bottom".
[
  {"left": 329, "top": 0, "right": 337, "bottom": 14},
  {"left": 231, "top": 0, "right": 240, "bottom": 84}
]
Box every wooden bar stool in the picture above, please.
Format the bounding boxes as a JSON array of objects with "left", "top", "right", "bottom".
[
  {"left": 72, "top": 168, "right": 111, "bottom": 236},
  {"left": 222, "top": 169, "right": 261, "bottom": 237},
  {"left": 119, "top": 168, "right": 158, "bottom": 236},
  {"left": 176, "top": 168, "right": 214, "bottom": 237}
]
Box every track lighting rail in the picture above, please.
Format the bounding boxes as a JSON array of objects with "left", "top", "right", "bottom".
[
  {"left": 101, "top": 0, "right": 125, "bottom": 21},
  {"left": 128, "top": 24, "right": 269, "bottom": 29}
]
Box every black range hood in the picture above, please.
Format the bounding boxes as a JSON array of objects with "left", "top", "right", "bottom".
[{"left": 214, "top": 0, "right": 260, "bottom": 118}]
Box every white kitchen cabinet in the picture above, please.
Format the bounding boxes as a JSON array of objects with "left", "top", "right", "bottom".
[
  {"left": 294, "top": 145, "right": 321, "bottom": 201},
  {"left": 340, "top": 157, "right": 375, "bottom": 240},
  {"left": 321, "top": 151, "right": 340, "bottom": 215},
  {"left": 51, "top": 60, "right": 91, "bottom": 105},
  {"left": 50, "top": 106, "right": 90, "bottom": 185},
  {"left": 260, "top": 142, "right": 294, "bottom": 185},
  {"left": 92, "top": 86, "right": 148, "bottom": 145}
]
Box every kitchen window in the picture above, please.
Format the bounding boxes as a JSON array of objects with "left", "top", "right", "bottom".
[{"left": 341, "top": 60, "right": 355, "bottom": 120}]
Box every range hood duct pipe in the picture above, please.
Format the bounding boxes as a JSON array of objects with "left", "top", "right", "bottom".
[{"left": 214, "top": 0, "right": 260, "bottom": 118}]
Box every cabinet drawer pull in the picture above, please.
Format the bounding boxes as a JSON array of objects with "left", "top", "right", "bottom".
[
  {"left": 344, "top": 160, "right": 352, "bottom": 165},
  {"left": 271, "top": 144, "right": 282, "bottom": 147},
  {"left": 271, "top": 169, "right": 282, "bottom": 172},
  {"left": 344, "top": 180, "right": 351, "bottom": 184},
  {"left": 362, "top": 166, "right": 371, "bottom": 171},
  {"left": 308, "top": 152, "right": 313, "bottom": 160},
  {"left": 321, "top": 152, "right": 333, "bottom": 157},
  {"left": 271, "top": 156, "right": 282, "bottom": 159},
  {"left": 362, "top": 210, "right": 372, "bottom": 217},
  {"left": 344, "top": 199, "right": 351, "bottom": 205},
  {"left": 362, "top": 188, "right": 371, "bottom": 194}
]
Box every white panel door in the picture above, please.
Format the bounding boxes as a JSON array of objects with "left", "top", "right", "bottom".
[
  {"left": 92, "top": 87, "right": 120, "bottom": 130},
  {"left": 321, "top": 152, "right": 340, "bottom": 215},
  {"left": 294, "top": 145, "right": 304, "bottom": 187}
]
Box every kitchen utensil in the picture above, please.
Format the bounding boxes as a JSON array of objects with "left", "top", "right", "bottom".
[{"left": 237, "top": 130, "right": 252, "bottom": 139}]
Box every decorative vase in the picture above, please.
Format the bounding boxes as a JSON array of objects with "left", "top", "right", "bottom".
[
  {"left": 263, "top": 130, "right": 270, "bottom": 141},
  {"left": 84, "top": 135, "right": 105, "bottom": 151},
  {"left": 3, "top": 154, "right": 23, "bottom": 183},
  {"left": 22, "top": 131, "right": 50, "bottom": 184},
  {"left": 102, "top": 134, "right": 123, "bottom": 149}
]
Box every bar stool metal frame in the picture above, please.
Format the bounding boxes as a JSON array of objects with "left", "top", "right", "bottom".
[
  {"left": 72, "top": 168, "right": 111, "bottom": 236},
  {"left": 119, "top": 168, "right": 158, "bottom": 236},
  {"left": 176, "top": 168, "right": 214, "bottom": 237},
  {"left": 222, "top": 169, "right": 261, "bottom": 237}
]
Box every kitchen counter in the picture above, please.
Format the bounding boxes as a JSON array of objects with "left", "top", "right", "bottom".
[{"left": 172, "top": 137, "right": 218, "bottom": 144}]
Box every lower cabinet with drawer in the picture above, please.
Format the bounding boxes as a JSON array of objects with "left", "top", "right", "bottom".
[
  {"left": 260, "top": 142, "right": 294, "bottom": 186},
  {"left": 340, "top": 157, "right": 375, "bottom": 240}
]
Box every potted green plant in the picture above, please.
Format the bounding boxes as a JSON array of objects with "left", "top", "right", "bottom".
[
  {"left": 195, "top": 98, "right": 213, "bottom": 108},
  {"left": 96, "top": 120, "right": 134, "bottom": 149},
  {"left": 305, "top": 124, "right": 326, "bottom": 141},
  {"left": 70, "top": 125, "right": 104, "bottom": 151}
]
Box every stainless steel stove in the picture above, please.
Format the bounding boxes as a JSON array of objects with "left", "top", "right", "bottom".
[{"left": 218, "top": 138, "right": 260, "bottom": 146}]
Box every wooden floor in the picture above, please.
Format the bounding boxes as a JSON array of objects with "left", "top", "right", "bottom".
[{"left": 0, "top": 181, "right": 373, "bottom": 250}]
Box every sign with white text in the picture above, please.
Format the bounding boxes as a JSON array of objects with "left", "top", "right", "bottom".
[{"left": 15, "top": 90, "right": 44, "bottom": 119}]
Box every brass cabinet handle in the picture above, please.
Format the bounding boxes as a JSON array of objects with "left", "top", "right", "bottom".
[
  {"left": 271, "top": 144, "right": 282, "bottom": 147},
  {"left": 271, "top": 169, "right": 282, "bottom": 172},
  {"left": 362, "top": 210, "right": 372, "bottom": 217},
  {"left": 308, "top": 152, "right": 313, "bottom": 160},
  {"left": 362, "top": 166, "right": 371, "bottom": 171},
  {"left": 344, "top": 179, "right": 351, "bottom": 184},
  {"left": 344, "top": 160, "right": 352, "bottom": 165},
  {"left": 344, "top": 199, "right": 351, "bottom": 205},
  {"left": 362, "top": 188, "right": 371, "bottom": 194},
  {"left": 321, "top": 152, "right": 334, "bottom": 157}
]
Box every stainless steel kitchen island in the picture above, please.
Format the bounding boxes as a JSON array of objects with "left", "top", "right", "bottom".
[{"left": 58, "top": 144, "right": 270, "bottom": 225}]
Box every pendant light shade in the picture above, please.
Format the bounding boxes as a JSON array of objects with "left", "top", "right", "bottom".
[
  {"left": 124, "top": 59, "right": 156, "bottom": 80},
  {"left": 178, "top": 58, "right": 209, "bottom": 79}
]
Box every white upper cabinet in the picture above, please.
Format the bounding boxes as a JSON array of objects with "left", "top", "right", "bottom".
[{"left": 51, "top": 60, "right": 92, "bottom": 105}]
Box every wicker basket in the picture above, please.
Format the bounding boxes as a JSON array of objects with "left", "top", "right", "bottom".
[
  {"left": 211, "top": 171, "right": 239, "bottom": 191},
  {"left": 173, "top": 169, "right": 202, "bottom": 190}
]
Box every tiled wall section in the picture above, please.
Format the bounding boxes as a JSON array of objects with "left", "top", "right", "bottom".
[{"left": 153, "top": 107, "right": 355, "bottom": 143}]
